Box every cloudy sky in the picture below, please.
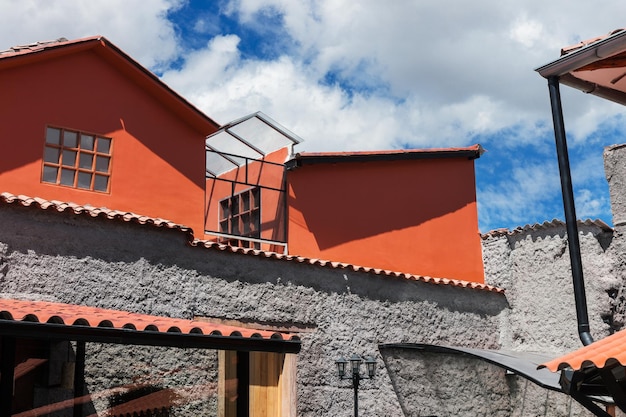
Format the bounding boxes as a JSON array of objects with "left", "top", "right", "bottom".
[{"left": 2, "top": 0, "right": 625, "bottom": 232}]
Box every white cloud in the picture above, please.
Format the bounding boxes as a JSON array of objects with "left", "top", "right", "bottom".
[{"left": 0, "top": 0, "right": 182, "bottom": 70}]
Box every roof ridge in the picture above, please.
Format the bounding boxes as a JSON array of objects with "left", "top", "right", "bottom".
[{"left": 482, "top": 218, "right": 613, "bottom": 239}]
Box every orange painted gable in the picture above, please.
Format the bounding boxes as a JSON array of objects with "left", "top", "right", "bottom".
[{"left": 0, "top": 37, "right": 218, "bottom": 235}]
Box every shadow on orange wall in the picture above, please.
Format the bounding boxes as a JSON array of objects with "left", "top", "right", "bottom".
[{"left": 288, "top": 158, "right": 477, "bottom": 250}]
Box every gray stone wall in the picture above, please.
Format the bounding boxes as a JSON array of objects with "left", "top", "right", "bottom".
[
  {"left": 0, "top": 203, "right": 507, "bottom": 416},
  {"left": 482, "top": 221, "right": 618, "bottom": 354}
]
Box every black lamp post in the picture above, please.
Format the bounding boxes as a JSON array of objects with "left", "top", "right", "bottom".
[{"left": 336, "top": 354, "right": 376, "bottom": 417}]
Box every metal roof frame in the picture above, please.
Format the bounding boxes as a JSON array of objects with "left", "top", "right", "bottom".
[{"left": 206, "top": 112, "right": 302, "bottom": 178}]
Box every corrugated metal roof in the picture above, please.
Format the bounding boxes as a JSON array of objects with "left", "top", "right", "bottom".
[
  {"left": 0, "top": 192, "right": 504, "bottom": 294},
  {"left": 539, "top": 328, "right": 626, "bottom": 372}
]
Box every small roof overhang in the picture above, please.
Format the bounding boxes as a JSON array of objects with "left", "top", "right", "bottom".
[
  {"left": 286, "top": 144, "right": 484, "bottom": 170},
  {"left": 536, "top": 28, "right": 626, "bottom": 106},
  {"left": 0, "top": 299, "right": 301, "bottom": 353},
  {"left": 539, "top": 329, "right": 626, "bottom": 411}
]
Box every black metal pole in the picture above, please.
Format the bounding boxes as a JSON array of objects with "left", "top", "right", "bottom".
[
  {"left": 547, "top": 76, "right": 594, "bottom": 346},
  {"left": 353, "top": 371, "right": 359, "bottom": 417},
  {"left": 73, "top": 341, "right": 85, "bottom": 417}
]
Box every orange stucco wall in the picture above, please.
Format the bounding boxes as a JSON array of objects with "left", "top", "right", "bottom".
[
  {"left": 287, "top": 158, "right": 485, "bottom": 282},
  {"left": 0, "top": 48, "right": 214, "bottom": 234},
  {"left": 204, "top": 148, "right": 288, "bottom": 250}
]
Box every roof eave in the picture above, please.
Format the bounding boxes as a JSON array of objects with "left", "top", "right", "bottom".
[
  {"left": 536, "top": 30, "right": 626, "bottom": 78},
  {"left": 286, "top": 145, "right": 483, "bottom": 169}
]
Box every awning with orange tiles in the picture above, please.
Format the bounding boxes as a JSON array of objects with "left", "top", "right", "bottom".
[
  {"left": 539, "top": 329, "right": 626, "bottom": 372},
  {"left": 0, "top": 299, "right": 300, "bottom": 353}
]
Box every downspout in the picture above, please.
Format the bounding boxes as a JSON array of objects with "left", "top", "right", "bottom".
[{"left": 547, "top": 76, "right": 594, "bottom": 346}]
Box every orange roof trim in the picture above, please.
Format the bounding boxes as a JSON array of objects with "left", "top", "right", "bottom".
[
  {"left": 0, "top": 298, "right": 298, "bottom": 342},
  {"left": 539, "top": 329, "right": 626, "bottom": 372},
  {"left": 0, "top": 192, "right": 504, "bottom": 294}
]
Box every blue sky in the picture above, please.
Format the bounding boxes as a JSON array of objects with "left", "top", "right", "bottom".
[{"left": 2, "top": 0, "right": 626, "bottom": 232}]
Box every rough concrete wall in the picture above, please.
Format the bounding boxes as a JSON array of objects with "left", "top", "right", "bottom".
[
  {"left": 382, "top": 347, "right": 590, "bottom": 417},
  {"left": 0, "top": 204, "right": 507, "bottom": 417},
  {"left": 604, "top": 144, "right": 626, "bottom": 332},
  {"left": 482, "top": 223, "right": 617, "bottom": 354}
]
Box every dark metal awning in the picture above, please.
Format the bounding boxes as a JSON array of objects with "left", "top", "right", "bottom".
[
  {"left": 380, "top": 343, "right": 616, "bottom": 417},
  {"left": 380, "top": 343, "right": 561, "bottom": 391}
]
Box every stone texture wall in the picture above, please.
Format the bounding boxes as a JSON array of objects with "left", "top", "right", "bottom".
[
  {"left": 0, "top": 203, "right": 507, "bottom": 416},
  {"left": 7, "top": 141, "right": 626, "bottom": 415},
  {"left": 482, "top": 221, "right": 618, "bottom": 354}
]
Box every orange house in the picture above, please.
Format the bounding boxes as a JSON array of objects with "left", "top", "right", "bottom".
[
  {"left": 0, "top": 36, "right": 218, "bottom": 235},
  {"left": 202, "top": 116, "right": 485, "bottom": 283},
  {"left": 1, "top": 35, "right": 485, "bottom": 283}
]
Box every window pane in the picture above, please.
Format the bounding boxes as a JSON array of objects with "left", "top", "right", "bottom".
[
  {"left": 43, "top": 146, "right": 60, "bottom": 163},
  {"left": 79, "top": 153, "right": 94, "bottom": 169},
  {"left": 46, "top": 127, "right": 61, "bottom": 145},
  {"left": 242, "top": 192, "right": 250, "bottom": 212},
  {"left": 77, "top": 172, "right": 92, "bottom": 189},
  {"left": 62, "top": 150, "right": 77, "bottom": 167},
  {"left": 64, "top": 130, "right": 78, "bottom": 148},
  {"left": 220, "top": 200, "right": 230, "bottom": 220},
  {"left": 60, "top": 168, "right": 75, "bottom": 186},
  {"left": 95, "top": 156, "right": 110, "bottom": 173},
  {"left": 81, "top": 134, "right": 95, "bottom": 150},
  {"left": 232, "top": 196, "right": 239, "bottom": 215},
  {"left": 94, "top": 174, "right": 109, "bottom": 192},
  {"left": 97, "top": 137, "right": 112, "bottom": 154},
  {"left": 42, "top": 166, "right": 58, "bottom": 183}
]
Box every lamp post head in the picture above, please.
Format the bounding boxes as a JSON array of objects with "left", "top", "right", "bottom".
[
  {"left": 364, "top": 356, "right": 376, "bottom": 378},
  {"left": 349, "top": 354, "right": 362, "bottom": 376},
  {"left": 336, "top": 356, "right": 348, "bottom": 379}
]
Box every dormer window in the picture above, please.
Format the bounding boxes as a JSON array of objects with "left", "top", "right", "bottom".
[{"left": 42, "top": 126, "right": 112, "bottom": 192}]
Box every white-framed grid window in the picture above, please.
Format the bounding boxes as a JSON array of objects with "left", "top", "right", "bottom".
[{"left": 42, "top": 126, "right": 112, "bottom": 193}]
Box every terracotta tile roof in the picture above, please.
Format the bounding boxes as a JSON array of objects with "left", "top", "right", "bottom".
[
  {"left": 189, "top": 239, "right": 503, "bottom": 293},
  {"left": 0, "top": 192, "right": 503, "bottom": 294},
  {"left": 0, "top": 192, "right": 194, "bottom": 240},
  {"left": 0, "top": 36, "right": 74, "bottom": 57},
  {"left": 539, "top": 328, "right": 626, "bottom": 372},
  {"left": 560, "top": 29, "right": 625, "bottom": 56},
  {"left": 481, "top": 219, "right": 612, "bottom": 240},
  {"left": 0, "top": 298, "right": 298, "bottom": 342}
]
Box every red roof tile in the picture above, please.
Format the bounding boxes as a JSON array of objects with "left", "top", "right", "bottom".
[
  {"left": 0, "top": 298, "right": 298, "bottom": 341},
  {"left": 0, "top": 192, "right": 504, "bottom": 294},
  {"left": 539, "top": 329, "right": 626, "bottom": 372}
]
